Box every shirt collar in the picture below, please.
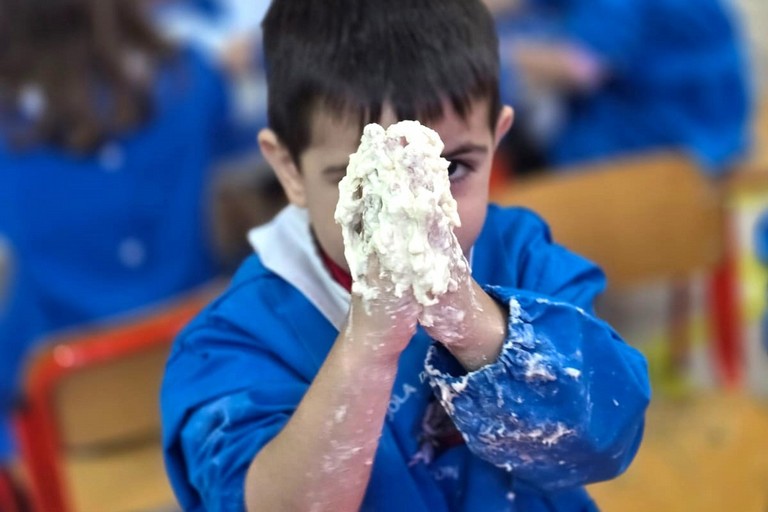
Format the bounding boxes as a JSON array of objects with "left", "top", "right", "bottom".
[{"left": 248, "top": 205, "right": 350, "bottom": 329}]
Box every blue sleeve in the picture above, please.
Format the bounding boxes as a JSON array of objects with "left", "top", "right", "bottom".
[
  {"left": 424, "top": 210, "right": 650, "bottom": 492},
  {"left": 161, "top": 323, "right": 307, "bottom": 511}
]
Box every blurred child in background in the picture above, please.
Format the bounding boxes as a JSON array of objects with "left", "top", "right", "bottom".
[
  {"left": 152, "top": 0, "right": 271, "bottom": 152},
  {"left": 0, "top": 0, "right": 240, "bottom": 489},
  {"left": 152, "top": 0, "right": 280, "bottom": 267},
  {"left": 486, "top": 0, "right": 751, "bottom": 177}
]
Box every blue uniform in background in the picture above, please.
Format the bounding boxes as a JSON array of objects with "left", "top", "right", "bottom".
[
  {"left": 0, "top": 49, "right": 234, "bottom": 461},
  {"left": 161, "top": 205, "right": 650, "bottom": 511},
  {"left": 498, "top": 0, "right": 751, "bottom": 176}
]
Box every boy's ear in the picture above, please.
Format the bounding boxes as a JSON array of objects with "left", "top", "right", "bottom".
[
  {"left": 258, "top": 129, "right": 307, "bottom": 208},
  {"left": 493, "top": 106, "right": 515, "bottom": 148}
]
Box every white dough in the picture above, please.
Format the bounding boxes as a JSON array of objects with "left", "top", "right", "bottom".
[{"left": 334, "top": 121, "right": 469, "bottom": 315}]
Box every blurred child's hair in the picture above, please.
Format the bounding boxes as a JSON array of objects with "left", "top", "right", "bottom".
[
  {"left": 0, "top": 0, "right": 173, "bottom": 152},
  {"left": 262, "top": 0, "right": 501, "bottom": 163}
]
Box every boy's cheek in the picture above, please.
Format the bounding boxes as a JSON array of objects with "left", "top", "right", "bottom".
[
  {"left": 456, "top": 225, "right": 479, "bottom": 258},
  {"left": 456, "top": 202, "right": 488, "bottom": 254}
]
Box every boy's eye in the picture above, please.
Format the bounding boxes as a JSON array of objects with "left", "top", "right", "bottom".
[{"left": 447, "top": 160, "right": 471, "bottom": 182}]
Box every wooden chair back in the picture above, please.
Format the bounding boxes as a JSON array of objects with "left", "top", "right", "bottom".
[
  {"left": 15, "top": 283, "right": 219, "bottom": 512},
  {"left": 491, "top": 152, "right": 724, "bottom": 289}
]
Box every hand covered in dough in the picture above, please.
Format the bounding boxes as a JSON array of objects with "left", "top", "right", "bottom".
[
  {"left": 335, "top": 121, "right": 469, "bottom": 349},
  {"left": 336, "top": 121, "right": 505, "bottom": 369}
]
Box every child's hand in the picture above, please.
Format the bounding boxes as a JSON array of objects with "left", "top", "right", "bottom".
[
  {"left": 417, "top": 223, "right": 486, "bottom": 351},
  {"left": 418, "top": 236, "right": 474, "bottom": 346},
  {"left": 509, "top": 41, "right": 606, "bottom": 92},
  {"left": 345, "top": 255, "right": 421, "bottom": 359},
  {"left": 419, "top": 221, "right": 507, "bottom": 370},
  {"left": 219, "top": 36, "right": 257, "bottom": 77},
  {"left": 422, "top": 273, "right": 508, "bottom": 371}
]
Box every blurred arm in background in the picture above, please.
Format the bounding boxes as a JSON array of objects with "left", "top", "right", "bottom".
[{"left": 490, "top": 0, "right": 752, "bottom": 177}]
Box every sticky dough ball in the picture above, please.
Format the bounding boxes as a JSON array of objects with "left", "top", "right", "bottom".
[{"left": 335, "top": 121, "right": 469, "bottom": 310}]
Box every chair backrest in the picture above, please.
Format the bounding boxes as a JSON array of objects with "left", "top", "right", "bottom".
[
  {"left": 14, "top": 282, "right": 220, "bottom": 512},
  {"left": 490, "top": 151, "right": 724, "bottom": 289}
]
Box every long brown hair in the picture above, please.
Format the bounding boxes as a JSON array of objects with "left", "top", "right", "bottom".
[{"left": 0, "top": 0, "right": 175, "bottom": 153}]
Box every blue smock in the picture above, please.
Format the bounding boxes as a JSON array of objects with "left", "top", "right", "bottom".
[
  {"left": 161, "top": 205, "right": 650, "bottom": 511},
  {"left": 498, "top": 0, "right": 751, "bottom": 176},
  {"left": 0, "top": 49, "right": 233, "bottom": 461}
]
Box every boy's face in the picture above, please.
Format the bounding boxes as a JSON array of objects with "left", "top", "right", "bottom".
[{"left": 263, "top": 100, "right": 513, "bottom": 272}]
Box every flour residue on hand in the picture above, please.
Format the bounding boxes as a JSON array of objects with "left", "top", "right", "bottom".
[{"left": 334, "top": 121, "right": 469, "bottom": 312}]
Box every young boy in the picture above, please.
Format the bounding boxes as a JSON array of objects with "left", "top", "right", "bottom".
[{"left": 160, "top": 1, "right": 651, "bottom": 510}]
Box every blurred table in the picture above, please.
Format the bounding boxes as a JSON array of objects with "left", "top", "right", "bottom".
[
  {"left": 64, "top": 443, "right": 178, "bottom": 512},
  {"left": 589, "top": 392, "right": 768, "bottom": 512}
]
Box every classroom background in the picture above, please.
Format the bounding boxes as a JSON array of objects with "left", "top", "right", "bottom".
[{"left": 1, "top": 0, "right": 767, "bottom": 510}]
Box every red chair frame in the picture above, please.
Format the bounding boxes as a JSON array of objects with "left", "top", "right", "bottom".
[
  {"left": 13, "top": 284, "right": 218, "bottom": 512},
  {"left": 0, "top": 467, "right": 22, "bottom": 512}
]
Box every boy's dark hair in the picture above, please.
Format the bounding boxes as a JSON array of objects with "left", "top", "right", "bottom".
[
  {"left": 262, "top": 0, "right": 501, "bottom": 163},
  {"left": 0, "top": 0, "right": 174, "bottom": 153}
]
